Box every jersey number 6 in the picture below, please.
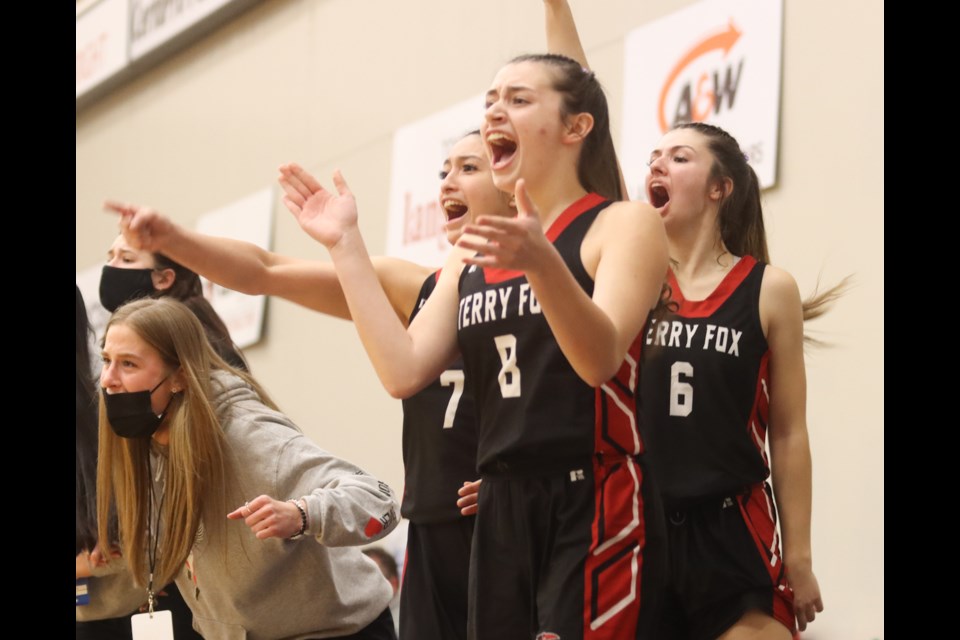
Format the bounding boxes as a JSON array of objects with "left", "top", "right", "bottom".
[{"left": 670, "top": 361, "right": 693, "bottom": 417}]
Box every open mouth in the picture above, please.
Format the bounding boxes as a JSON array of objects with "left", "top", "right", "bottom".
[
  {"left": 649, "top": 185, "right": 669, "bottom": 209},
  {"left": 442, "top": 199, "right": 468, "bottom": 221},
  {"left": 486, "top": 132, "right": 517, "bottom": 169}
]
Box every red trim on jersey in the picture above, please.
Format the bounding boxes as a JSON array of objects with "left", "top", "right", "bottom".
[
  {"left": 482, "top": 193, "right": 607, "bottom": 284},
  {"left": 668, "top": 255, "right": 758, "bottom": 318},
  {"left": 546, "top": 192, "right": 607, "bottom": 241},
  {"left": 595, "top": 335, "right": 644, "bottom": 456},
  {"left": 747, "top": 351, "right": 772, "bottom": 469},
  {"left": 581, "top": 332, "right": 647, "bottom": 638},
  {"left": 583, "top": 458, "right": 646, "bottom": 639},
  {"left": 433, "top": 269, "right": 441, "bottom": 283},
  {"left": 738, "top": 483, "right": 796, "bottom": 633}
]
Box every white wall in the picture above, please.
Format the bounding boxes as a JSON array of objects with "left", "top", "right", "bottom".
[{"left": 76, "top": 1, "right": 883, "bottom": 637}]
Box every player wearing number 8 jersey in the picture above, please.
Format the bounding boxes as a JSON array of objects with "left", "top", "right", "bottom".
[
  {"left": 458, "top": 192, "right": 666, "bottom": 640},
  {"left": 281, "top": 54, "right": 668, "bottom": 640},
  {"left": 458, "top": 195, "right": 636, "bottom": 471}
]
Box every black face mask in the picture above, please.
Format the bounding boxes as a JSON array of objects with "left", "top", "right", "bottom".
[
  {"left": 99, "top": 265, "right": 156, "bottom": 312},
  {"left": 102, "top": 376, "right": 177, "bottom": 439}
]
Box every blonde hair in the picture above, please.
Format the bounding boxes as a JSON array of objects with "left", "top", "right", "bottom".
[{"left": 96, "top": 298, "right": 276, "bottom": 588}]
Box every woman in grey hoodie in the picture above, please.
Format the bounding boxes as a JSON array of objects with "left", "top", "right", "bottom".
[{"left": 96, "top": 297, "right": 400, "bottom": 639}]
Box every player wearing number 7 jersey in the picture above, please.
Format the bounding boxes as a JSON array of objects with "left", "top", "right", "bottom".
[{"left": 109, "top": 132, "right": 517, "bottom": 640}]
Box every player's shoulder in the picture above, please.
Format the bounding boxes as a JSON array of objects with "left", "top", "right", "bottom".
[
  {"left": 594, "top": 200, "right": 664, "bottom": 244},
  {"left": 759, "top": 264, "right": 803, "bottom": 334},
  {"left": 760, "top": 264, "right": 801, "bottom": 302},
  {"left": 603, "top": 199, "right": 661, "bottom": 222}
]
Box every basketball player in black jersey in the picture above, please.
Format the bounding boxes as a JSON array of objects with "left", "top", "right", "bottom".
[
  {"left": 110, "top": 132, "right": 516, "bottom": 640},
  {"left": 279, "top": 53, "right": 668, "bottom": 640},
  {"left": 639, "top": 123, "right": 828, "bottom": 639}
]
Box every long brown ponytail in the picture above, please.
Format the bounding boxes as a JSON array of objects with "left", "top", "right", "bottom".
[
  {"left": 673, "top": 122, "right": 850, "bottom": 341},
  {"left": 510, "top": 53, "right": 623, "bottom": 202}
]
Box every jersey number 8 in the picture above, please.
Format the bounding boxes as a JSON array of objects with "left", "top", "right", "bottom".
[{"left": 494, "top": 334, "right": 521, "bottom": 398}]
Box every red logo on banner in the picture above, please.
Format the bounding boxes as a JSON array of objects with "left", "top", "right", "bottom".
[{"left": 657, "top": 19, "right": 743, "bottom": 133}]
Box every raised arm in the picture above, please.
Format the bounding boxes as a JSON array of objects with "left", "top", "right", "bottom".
[
  {"left": 279, "top": 164, "right": 462, "bottom": 398},
  {"left": 542, "top": 1, "right": 629, "bottom": 199},
  {"left": 106, "top": 202, "right": 430, "bottom": 323},
  {"left": 544, "top": 0, "right": 588, "bottom": 67},
  {"left": 762, "top": 266, "right": 824, "bottom": 632},
  {"left": 460, "top": 182, "right": 667, "bottom": 386}
]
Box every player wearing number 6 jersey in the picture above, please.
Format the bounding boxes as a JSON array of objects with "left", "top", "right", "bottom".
[
  {"left": 641, "top": 255, "right": 771, "bottom": 496},
  {"left": 111, "top": 132, "right": 517, "bottom": 640},
  {"left": 637, "top": 122, "right": 841, "bottom": 639}
]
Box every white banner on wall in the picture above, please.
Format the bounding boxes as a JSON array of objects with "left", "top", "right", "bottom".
[
  {"left": 76, "top": 0, "right": 129, "bottom": 98},
  {"left": 130, "top": 0, "right": 236, "bottom": 60},
  {"left": 385, "top": 94, "right": 486, "bottom": 267},
  {"left": 620, "top": 0, "right": 783, "bottom": 201},
  {"left": 195, "top": 187, "right": 274, "bottom": 349},
  {"left": 77, "top": 0, "right": 262, "bottom": 107}
]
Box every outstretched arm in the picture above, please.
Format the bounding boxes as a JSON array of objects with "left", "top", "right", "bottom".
[
  {"left": 279, "top": 164, "right": 462, "bottom": 398},
  {"left": 460, "top": 182, "right": 667, "bottom": 386},
  {"left": 762, "top": 266, "right": 824, "bottom": 632},
  {"left": 106, "top": 202, "right": 430, "bottom": 322}
]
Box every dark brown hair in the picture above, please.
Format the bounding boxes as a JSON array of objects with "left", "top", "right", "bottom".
[
  {"left": 152, "top": 252, "right": 248, "bottom": 370},
  {"left": 509, "top": 54, "right": 623, "bottom": 201},
  {"left": 76, "top": 285, "right": 102, "bottom": 553},
  {"left": 672, "top": 122, "right": 850, "bottom": 338}
]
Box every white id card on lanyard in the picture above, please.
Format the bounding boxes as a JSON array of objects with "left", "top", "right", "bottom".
[{"left": 131, "top": 610, "right": 174, "bottom": 640}]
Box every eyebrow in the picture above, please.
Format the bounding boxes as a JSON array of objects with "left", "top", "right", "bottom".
[
  {"left": 453, "top": 154, "right": 484, "bottom": 163},
  {"left": 485, "top": 84, "right": 534, "bottom": 103},
  {"left": 649, "top": 144, "right": 697, "bottom": 160},
  {"left": 101, "top": 351, "right": 141, "bottom": 362}
]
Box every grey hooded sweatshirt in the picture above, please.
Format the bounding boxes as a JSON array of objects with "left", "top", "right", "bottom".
[{"left": 159, "top": 371, "right": 398, "bottom": 639}]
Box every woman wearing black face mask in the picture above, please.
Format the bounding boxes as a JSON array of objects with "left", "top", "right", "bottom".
[
  {"left": 97, "top": 297, "right": 401, "bottom": 639},
  {"left": 87, "top": 232, "right": 242, "bottom": 638},
  {"left": 76, "top": 286, "right": 202, "bottom": 640},
  {"left": 100, "top": 233, "right": 249, "bottom": 371}
]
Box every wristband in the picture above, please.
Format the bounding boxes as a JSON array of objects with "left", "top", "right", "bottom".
[{"left": 288, "top": 499, "right": 308, "bottom": 540}]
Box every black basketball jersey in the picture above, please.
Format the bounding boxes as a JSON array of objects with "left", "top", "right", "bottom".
[
  {"left": 400, "top": 272, "right": 478, "bottom": 522},
  {"left": 638, "top": 256, "right": 770, "bottom": 503},
  {"left": 457, "top": 193, "right": 645, "bottom": 473}
]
